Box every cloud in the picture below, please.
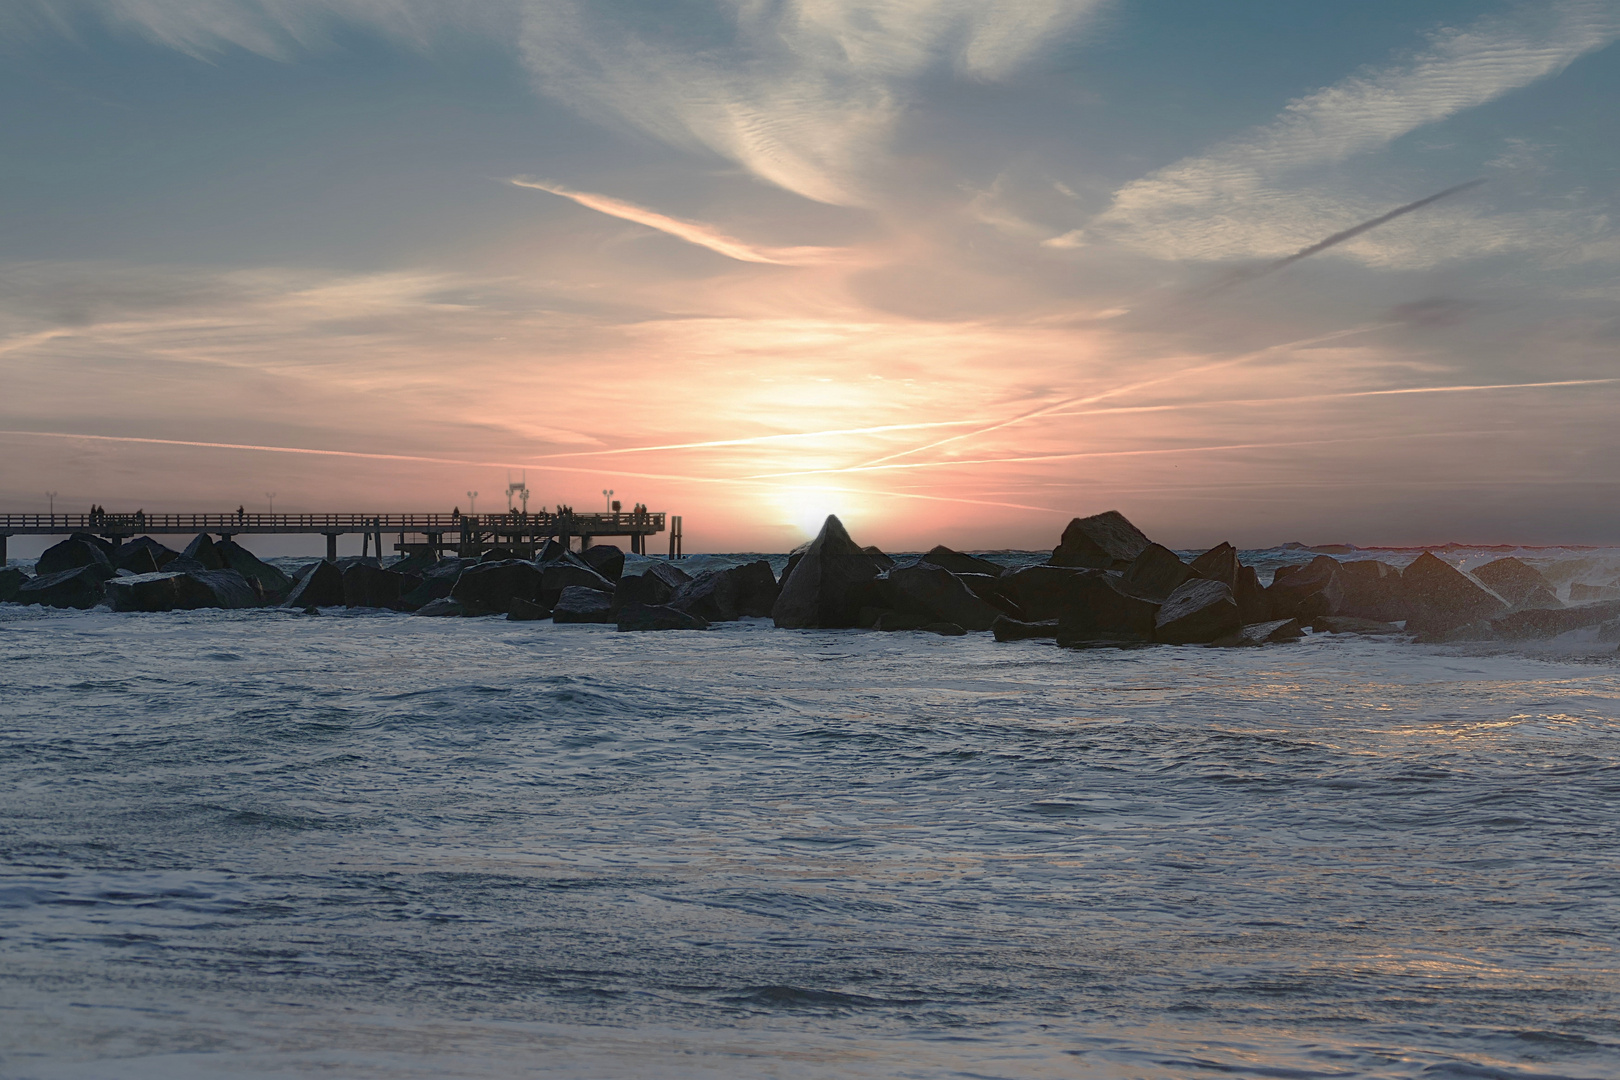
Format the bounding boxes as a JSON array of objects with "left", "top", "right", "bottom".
[
  {"left": 1083, "top": 0, "right": 1620, "bottom": 264},
  {"left": 510, "top": 179, "right": 845, "bottom": 265}
]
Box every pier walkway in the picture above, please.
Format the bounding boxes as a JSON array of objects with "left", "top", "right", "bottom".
[{"left": 0, "top": 510, "right": 683, "bottom": 561}]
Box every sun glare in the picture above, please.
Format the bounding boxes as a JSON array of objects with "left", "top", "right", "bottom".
[{"left": 772, "top": 485, "right": 863, "bottom": 540}]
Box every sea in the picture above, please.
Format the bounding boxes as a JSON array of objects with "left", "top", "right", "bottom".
[{"left": 2, "top": 546, "right": 1619, "bottom": 1079}]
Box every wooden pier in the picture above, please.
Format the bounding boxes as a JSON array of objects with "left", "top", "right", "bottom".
[{"left": 0, "top": 510, "right": 681, "bottom": 562}]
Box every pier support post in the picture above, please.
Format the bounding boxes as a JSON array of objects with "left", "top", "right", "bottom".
[
  {"left": 325, "top": 534, "right": 338, "bottom": 563},
  {"left": 0, "top": 534, "right": 6, "bottom": 565}
]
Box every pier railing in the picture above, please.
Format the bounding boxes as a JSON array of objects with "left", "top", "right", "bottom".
[{"left": 0, "top": 511, "right": 666, "bottom": 536}]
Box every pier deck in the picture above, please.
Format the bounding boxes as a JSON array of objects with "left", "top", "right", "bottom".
[{"left": 0, "top": 511, "right": 683, "bottom": 560}]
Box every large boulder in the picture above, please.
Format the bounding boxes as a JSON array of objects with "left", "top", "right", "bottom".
[
  {"left": 182, "top": 533, "right": 227, "bottom": 571},
  {"left": 400, "top": 558, "right": 466, "bottom": 610},
  {"left": 671, "top": 560, "right": 780, "bottom": 622},
  {"left": 116, "top": 546, "right": 162, "bottom": 576},
  {"left": 878, "top": 561, "right": 1000, "bottom": 631},
  {"left": 579, "top": 544, "right": 626, "bottom": 583},
  {"left": 861, "top": 546, "right": 896, "bottom": 571},
  {"left": 996, "top": 564, "right": 1094, "bottom": 622},
  {"left": 540, "top": 559, "right": 616, "bottom": 607},
  {"left": 1472, "top": 558, "right": 1560, "bottom": 610},
  {"left": 613, "top": 571, "right": 679, "bottom": 611},
  {"left": 217, "top": 539, "right": 294, "bottom": 598},
  {"left": 451, "top": 559, "right": 543, "bottom": 616},
  {"left": 553, "top": 585, "right": 615, "bottom": 623},
  {"left": 1571, "top": 582, "right": 1620, "bottom": 603},
  {"left": 771, "top": 515, "right": 881, "bottom": 629},
  {"left": 35, "top": 534, "right": 114, "bottom": 576},
  {"left": 921, "top": 546, "right": 1004, "bottom": 578},
  {"left": 956, "top": 573, "right": 1023, "bottom": 617},
  {"left": 107, "top": 572, "right": 187, "bottom": 613},
  {"left": 0, "top": 567, "right": 29, "bottom": 603},
  {"left": 616, "top": 602, "right": 709, "bottom": 632},
  {"left": 1119, "top": 543, "right": 1195, "bottom": 602},
  {"left": 1266, "top": 556, "right": 1344, "bottom": 620},
  {"left": 1054, "top": 571, "right": 1160, "bottom": 645},
  {"left": 116, "top": 537, "right": 179, "bottom": 572},
  {"left": 1154, "top": 578, "right": 1241, "bottom": 644},
  {"left": 1308, "top": 615, "right": 1404, "bottom": 635},
  {"left": 281, "top": 560, "right": 346, "bottom": 608},
  {"left": 506, "top": 598, "right": 551, "bottom": 621},
  {"left": 413, "top": 597, "right": 466, "bottom": 617},
  {"left": 1402, "top": 552, "right": 1509, "bottom": 636},
  {"left": 1189, "top": 542, "right": 1237, "bottom": 588},
  {"left": 992, "top": 616, "right": 1059, "bottom": 642},
  {"left": 1338, "top": 560, "right": 1407, "bottom": 621},
  {"left": 1493, "top": 599, "right": 1620, "bottom": 640},
  {"left": 1211, "top": 618, "right": 1305, "bottom": 647},
  {"left": 342, "top": 564, "right": 409, "bottom": 609},
  {"left": 1233, "top": 564, "right": 1270, "bottom": 623},
  {"left": 18, "top": 565, "right": 110, "bottom": 609},
  {"left": 1050, "top": 510, "right": 1152, "bottom": 569},
  {"left": 186, "top": 569, "right": 259, "bottom": 609}
]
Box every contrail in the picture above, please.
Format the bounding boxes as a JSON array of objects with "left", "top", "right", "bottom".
[{"left": 1206, "top": 178, "right": 1486, "bottom": 293}]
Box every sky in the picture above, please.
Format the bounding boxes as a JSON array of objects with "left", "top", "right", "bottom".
[{"left": 2, "top": 0, "right": 1618, "bottom": 554}]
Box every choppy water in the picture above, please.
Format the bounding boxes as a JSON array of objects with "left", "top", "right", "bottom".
[{"left": 3, "top": 549, "right": 1620, "bottom": 1078}]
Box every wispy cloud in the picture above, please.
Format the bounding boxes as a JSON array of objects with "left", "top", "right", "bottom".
[{"left": 510, "top": 179, "right": 845, "bottom": 265}]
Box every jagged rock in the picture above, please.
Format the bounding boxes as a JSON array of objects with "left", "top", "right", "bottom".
[
  {"left": 772, "top": 515, "right": 881, "bottom": 629},
  {"left": 1211, "top": 618, "right": 1304, "bottom": 647},
  {"left": 992, "top": 616, "right": 1059, "bottom": 642},
  {"left": 36, "top": 534, "right": 114, "bottom": 576},
  {"left": 187, "top": 569, "right": 258, "bottom": 609},
  {"left": 1154, "top": 578, "right": 1241, "bottom": 644},
  {"left": 281, "top": 560, "right": 345, "bottom": 608},
  {"left": 922, "top": 546, "right": 1004, "bottom": 578},
  {"left": 1402, "top": 552, "right": 1508, "bottom": 636},
  {"left": 217, "top": 539, "right": 293, "bottom": 597},
  {"left": 1050, "top": 510, "right": 1152, "bottom": 569},
  {"left": 536, "top": 538, "right": 569, "bottom": 563},
  {"left": 540, "top": 559, "right": 615, "bottom": 607},
  {"left": 671, "top": 560, "right": 780, "bottom": 622},
  {"left": 1234, "top": 565, "right": 1269, "bottom": 623},
  {"left": 387, "top": 551, "right": 440, "bottom": 577},
  {"left": 957, "top": 573, "right": 1024, "bottom": 617},
  {"left": 19, "top": 565, "right": 110, "bottom": 608},
  {"left": 107, "top": 572, "right": 187, "bottom": 612},
  {"left": 116, "top": 537, "right": 179, "bottom": 571},
  {"left": 646, "top": 561, "right": 693, "bottom": 591},
  {"left": 479, "top": 547, "right": 519, "bottom": 563},
  {"left": 1308, "top": 615, "right": 1404, "bottom": 635},
  {"left": 335, "top": 556, "right": 381, "bottom": 571},
  {"left": 616, "top": 602, "right": 709, "bottom": 632},
  {"left": 1266, "top": 556, "right": 1344, "bottom": 620},
  {"left": 1055, "top": 572, "right": 1159, "bottom": 645},
  {"left": 1493, "top": 599, "right": 1620, "bottom": 640},
  {"left": 861, "top": 546, "right": 896, "bottom": 571},
  {"left": 1119, "top": 543, "right": 1195, "bottom": 602},
  {"left": 1571, "top": 582, "right": 1620, "bottom": 603},
  {"left": 452, "top": 559, "right": 544, "bottom": 616},
  {"left": 413, "top": 597, "right": 466, "bottom": 617},
  {"left": 879, "top": 561, "right": 1001, "bottom": 631},
  {"left": 0, "top": 567, "right": 29, "bottom": 603},
  {"left": 1471, "top": 558, "right": 1561, "bottom": 609},
  {"left": 343, "top": 564, "right": 409, "bottom": 609},
  {"left": 781, "top": 551, "right": 804, "bottom": 584},
  {"left": 580, "top": 544, "right": 626, "bottom": 582},
  {"left": 996, "top": 565, "right": 1093, "bottom": 621},
  {"left": 162, "top": 555, "right": 209, "bottom": 575},
  {"left": 1189, "top": 542, "right": 1238, "bottom": 588},
  {"left": 506, "top": 597, "right": 551, "bottom": 621},
  {"left": 613, "top": 571, "right": 678, "bottom": 611},
  {"left": 401, "top": 558, "right": 464, "bottom": 611},
  {"left": 552, "top": 586, "right": 615, "bottom": 623},
  {"left": 115, "top": 546, "right": 161, "bottom": 575},
  {"left": 1337, "top": 560, "right": 1407, "bottom": 621},
  {"left": 182, "top": 533, "right": 227, "bottom": 571}
]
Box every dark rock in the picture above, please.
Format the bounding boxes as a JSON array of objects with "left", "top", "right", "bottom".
[
  {"left": 781, "top": 551, "right": 804, "bottom": 585},
  {"left": 536, "top": 538, "right": 569, "bottom": 563},
  {"left": 1050, "top": 510, "right": 1152, "bottom": 569},
  {"left": 281, "top": 560, "right": 345, "bottom": 608},
  {"left": 1266, "top": 556, "right": 1344, "bottom": 620},
  {"left": 613, "top": 571, "right": 679, "bottom": 611},
  {"left": 992, "top": 616, "right": 1058, "bottom": 642},
  {"left": 506, "top": 597, "right": 551, "bottom": 621},
  {"left": 387, "top": 551, "right": 440, "bottom": 577},
  {"left": 553, "top": 586, "right": 615, "bottom": 623},
  {"left": 1154, "top": 579, "right": 1241, "bottom": 644},
  {"left": 646, "top": 560, "right": 693, "bottom": 591},
  {"left": 996, "top": 564, "right": 1094, "bottom": 621},
  {"left": 107, "top": 572, "right": 187, "bottom": 612},
  {"left": 922, "top": 622, "right": 966, "bottom": 636},
  {"left": 480, "top": 547, "right": 519, "bottom": 563},
  {"left": 452, "top": 559, "right": 544, "bottom": 616},
  {"left": 401, "top": 575, "right": 457, "bottom": 612},
  {"left": 671, "top": 560, "right": 780, "bottom": 622},
  {"left": 217, "top": 539, "right": 293, "bottom": 598},
  {"left": 1472, "top": 557, "right": 1560, "bottom": 609},
  {"left": 1055, "top": 572, "right": 1160, "bottom": 645},
  {"left": 1189, "top": 542, "right": 1237, "bottom": 588},
  {"left": 540, "top": 560, "right": 615, "bottom": 607},
  {"left": 728, "top": 559, "right": 780, "bottom": 617},
  {"left": 116, "top": 546, "right": 161, "bottom": 576},
  {"left": 161, "top": 555, "right": 210, "bottom": 575},
  {"left": 1338, "top": 560, "right": 1408, "bottom": 621},
  {"left": 771, "top": 515, "right": 881, "bottom": 629},
  {"left": 879, "top": 561, "right": 1000, "bottom": 631},
  {"left": 1570, "top": 582, "right": 1620, "bottom": 603},
  {"left": 1234, "top": 564, "right": 1269, "bottom": 623},
  {"left": 1308, "top": 615, "right": 1404, "bottom": 635},
  {"left": 18, "top": 564, "right": 112, "bottom": 609},
  {"left": 957, "top": 573, "right": 1024, "bottom": 617},
  {"left": 874, "top": 610, "right": 932, "bottom": 631},
  {"left": 1402, "top": 552, "right": 1508, "bottom": 636},
  {"left": 413, "top": 597, "right": 467, "bottom": 617},
  {"left": 182, "top": 533, "right": 227, "bottom": 571},
  {"left": 187, "top": 569, "right": 259, "bottom": 609},
  {"left": 335, "top": 556, "right": 381, "bottom": 571},
  {"left": 616, "top": 602, "right": 709, "bottom": 632},
  {"left": 116, "top": 537, "right": 179, "bottom": 570},
  {"left": 1493, "top": 599, "right": 1620, "bottom": 640},
  {"left": 0, "top": 567, "right": 29, "bottom": 603},
  {"left": 861, "top": 546, "right": 896, "bottom": 571},
  {"left": 1211, "top": 618, "right": 1304, "bottom": 647},
  {"left": 1119, "top": 543, "right": 1195, "bottom": 602},
  {"left": 580, "top": 544, "right": 626, "bottom": 582},
  {"left": 343, "top": 564, "right": 408, "bottom": 609},
  {"left": 36, "top": 534, "right": 114, "bottom": 576},
  {"left": 922, "top": 546, "right": 1004, "bottom": 578}
]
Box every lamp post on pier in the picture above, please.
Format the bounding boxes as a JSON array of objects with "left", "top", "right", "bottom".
[
  {"left": 466, "top": 491, "right": 478, "bottom": 514},
  {"left": 265, "top": 492, "right": 276, "bottom": 514},
  {"left": 602, "top": 489, "right": 614, "bottom": 513},
  {"left": 46, "top": 491, "right": 56, "bottom": 516}
]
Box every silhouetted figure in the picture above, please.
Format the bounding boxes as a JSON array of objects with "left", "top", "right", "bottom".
[{"left": 452, "top": 507, "right": 460, "bottom": 520}]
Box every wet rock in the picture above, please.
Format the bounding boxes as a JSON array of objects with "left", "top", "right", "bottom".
[
  {"left": 413, "top": 597, "right": 467, "bottom": 617},
  {"left": 1234, "top": 565, "right": 1270, "bottom": 624},
  {"left": 861, "top": 546, "right": 896, "bottom": 571},
  {"left": 182, "top": 533, "right": 227, "bottom": 571},
  {"left": 217, "top": 539, "right": 293, "bottom": 598},
  {"left": 921, "top": 622, "right": 966, "bottom": 636},
  {"left": 540, "top": 559, "right": 615, "bottom": 607},
  {"left": 1401, "top": 552, "right": 1508, "bottom": 636},
  {"left": 1189, "top": 542, "right": 1238, "bottom": 588},
  {"left": 580, "top": 544, "right": 626, "bottom": 582},
  {"left": 479, "top": 547, "right": 519, "bottom": 563},
  {"left": 1055, "top": 572, "right": 1159, "bottom": 645},
  {"left": 922, "top": 546, "right": 1004, "bottom": 578},
  {"left": 1338, "top": 560, "right": 1407, "bottom": 621},
  {"left": 1119, "top": 543, "right": 1195, "bottom": 602},
  {"left": 115, "top": 546, "right": 162, "bottom": 576},
  {"left": 506, "top": 597, "right": 551, "bottom": 621},
  {"left": 874, "top": 610, "right": 931, "bottom": 631},
  {"left": 187, "top": 569, "right": 259, "bottom": 609},
  {"left": 342, "top": 564, "right": 409, "bottom": 609},
  {"left": 18, "top": 565, "right": 112, "bottom": 609},
  {"left": 1493, "top": 599, "right": 1620, "bottom": 640},
  {"left": 387, "top": 551, "right": 440, "bottom": 577},
  {"left": 36, "top": 534, "right": 114, "bottom": 576},
  {"left": 772, "top": 515, "right": 882, "bottom": 629},
  {"left": 616, "top": 602, "right": 709, "bottom": 632},
  {"left": 0, "top": 567, "right": 29, "bottom": 603},
  {"left": 1570, "top": 582, "right": 1620, "bottom": 603},
  {"left": 1050, "top": 510, "right": 1152, "bottom": 569},
  {"left": 1154, "top": 578, "right": 1241, "bottom": 644},
  {"left": 452, "top": 559, "right": 544, "bottom": 616},
  {"left": 646, "top": 561, "right": 693, "bottom": 591},
  {"left": 161, "top": 555, "right": 210, "bottom": 575},
  {"left": 553, "top": 586, "right": 615, "bottom": 623},
  {"left": 879, "top": 561, "right": 1000, "bottom": 631},
  {"left": 281, "top": 560, "right": 345, "bottom": 608},
  {"left": 116, "top": 537, "right": 179, "bottom": 571},
  {"left": 107, "top": 572, "right": 184, "bottom": 612},
  {"left": 1211, "top": 618, "right": 1304, "bottom": 647},
  {"left": 957, "top": 573, "right": 1024, "bottom": 618},
  {"left": 1308, "top": 615, "right": 1404, "bottom": 635},
  {"left": 1471, "top": 557, "right": 1561, "bottom": 609},
  {"left": 1266, "top": 555, "right": 1344, "bottom": 620},
  {"left": 992, "top": 616, "right": 1059, "bottom": 642},
  {"left": 672, "top": 560, "right": 780, "bottom": 622},
  {"left": 996, "top": 565, "right": 1094, "bottom": 622},
  {"left": 399, "top": 557, "right": 466, "bottom": 611},
  {"left": 613, "top": 571, "right": 678, "bottom": 611}
]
